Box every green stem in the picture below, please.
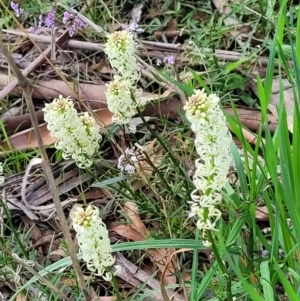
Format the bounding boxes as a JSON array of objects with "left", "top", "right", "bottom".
[
  {"left": 111, "top": 272, "right": 122, "bottom": 301},
  {"left": 190, "top": 228, "right": 200, "bottom": 301},
  {"left": 207, "top": 231, "right": 233, "bottom": 301}
]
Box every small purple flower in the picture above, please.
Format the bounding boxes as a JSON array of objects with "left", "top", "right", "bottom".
[
  {"left": 129, "top": 22, "right": 138, "bottom": 31},
  {"left": 28, "top": 26, "right": 36, "bottom": 33},
  {"left": 261, "top": 250, "right": 269, "bottom": 258},
  {"left": 38, "top": 9, "right": 56, "bottom": 28},
  {"left": 125, "top": 22, "right": 144, "bottom": 33},
  {"left": 63, "top": 11, "right": 71, "bottom": 23},
  {"left": 10, "top": 1, "right": 24, "bottom": 17},
  {"left": 75, "top": 18, "right": 86, "bottom": 28},
  {"left": 164, "top": 55, "right": 175, "bottom": 65},
  {"left": 62, "top": 11, "right": 86, "bottom": 37},
  {"left": 45, "top": 10, "right": 55, "bottom": 27},
  {"left": 68, "top": 26, "right": 75, "bottom": 37},
  {"left": 10, "top": 1, "right": 18, "bottom": 10}
]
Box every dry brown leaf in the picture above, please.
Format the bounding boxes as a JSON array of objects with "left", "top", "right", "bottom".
[
  {"left": 248, "top": 78, "right": 293, "bottom": 132},
  {"left": 60, "top": 277, "right": 77, "bottom": 287},
  {"left": 115, "top": 253, "right": 185, "bottom": 301},
  {"left": 225, "top": 107, "right": 277, "bottom": 133},
  {"left": 60, "top": 275, "right": 91, "bottom": 287},
  {"left": 255, "top": 206, "right": 269, "bottom": 221},
  {"left": 86, "top": 282, "right": 117, "bottom": 300},
  {"left": 227, "top": 123, "right": 260, "bottom": 145},
  {"left": 50, "top": 248, "right": 67, "bottom": 261},
  {"left": 77, "top": 188, "right": 107, "bottom": 201},
  {"left": 268, "top": 78, "right": 294, "bottom": 132},
  {"left": 141, "top": 139, "right": 163, "bottom": 175},
  {"left": 41, "top": 230, "right": 60, "bottom": 255},
  {"left": 123, "top": 202, "right": 148, "bottom": 238},
  {"left": 131, "top": 139, "right": 164, "bottom": 191},
  {"left": 110, "top": 224, "right": 145, "bottom": 241},
  {"left": 91, "top": 296, "right": 116, "bottom": 301},
  {"left": 149, "top": 248, "right": 177, "bottom": 285},
  {"left": 16, "top": 294, "right": 27, "bottom": 301},
  {"left": 160, "top": 248, "right": 192, "bottom": 296}
]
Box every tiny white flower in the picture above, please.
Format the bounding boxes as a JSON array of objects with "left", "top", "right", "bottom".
[
  {"left": 203, "top": 240, "right": 212, "bottom": 247},
  {"left": 190, "top": 190, "right": 222, "bottom": 207},
  {"left": 196, "top": 218, "right": 218, "bottom": 232}
]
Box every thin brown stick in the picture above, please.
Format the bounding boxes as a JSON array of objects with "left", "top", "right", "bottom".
[
  {"left": 3, "top": 29, "right": 272, "bottom": 67},
  {"left": 0, "top": 41, "right": 90, "bottom": 300},
  {"left": 0, "top": 29, "right": 70, "bottom": 100}
]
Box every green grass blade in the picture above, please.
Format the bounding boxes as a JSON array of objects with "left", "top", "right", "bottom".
[
  {"left": 260, "top": 261, "right": 274, "bottom": 300},
  {"left": 195, "top": 262, "right": 218, "bottom": 300},
  {"left": 92, "top": 175, "right": 129, "bottom": 187},
  {"left": 225, "top": 215, "right": 248, "bottom": 247},
  {"left": 274, "top": 263, "right": 300, "bottom": 300}
]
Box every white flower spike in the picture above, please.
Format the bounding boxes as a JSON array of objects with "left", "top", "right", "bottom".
[
  {"left": 73, "top": 205, "right": 115, "bottom": 279},
  {"left": 184, "top": 89, "right": 232, "bottom": 237},
  {"left": 104, "top": 30, "right": 139, "bottom": 83},
  {"left": 43, "top": 95, "right": 102, "bottom": 169}
]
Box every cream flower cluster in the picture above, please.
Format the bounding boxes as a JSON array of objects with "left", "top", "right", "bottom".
[
  {"left": 184, "top": 89, "right": 232, "bottom": 237},
  {"left": 43, "top": 95, "right": 102, "bottom": 169},
  {"left": 104, "top": 31, "right": 143, "bottom": 124},
  {"left": 104, "top": 31, "right": 139, "bottom": 82},
  {"left": 106, "top": 77, "right": 143, "bottom": 124},
  {"left": 0, "top": 162, "right": 4, "bottom": 184},
  {"left": 73, "top": 206, "right": 115, "bottom": 280}
]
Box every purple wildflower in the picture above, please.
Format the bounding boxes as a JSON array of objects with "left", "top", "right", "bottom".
[
  {"left": 10, "top": 1, "right": 24, "bottom": 17},
  {"left": 129, "top": 22, "right": 138, "bottom": 31},
  {"left": 38, "top": 9, "right": 56, "bottom": 28},
  {"left": 28, "top": 26, "right": 36, "bottom": 33},
  {"left": 68, "top": 26, "right": 75, "bottom": 37},
  {"left": 125, "top": 22, "right": 144, "bottom": 33},
  {"left": 63, "top": 11, "right": 71, "bottom": 23},
  {"left": 62, "top": 11, "right": 86, "bottom": 37},
  {"left": 261, "top": 250, "right": 269, "bottom": 259},
  {"left": 164, "top": 54, "right": 175, "bottom": 65}
]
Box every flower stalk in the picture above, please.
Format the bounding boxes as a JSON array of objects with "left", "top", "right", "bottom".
[{"left": 184, "top": 89, "right": 232, "bottom": 243}]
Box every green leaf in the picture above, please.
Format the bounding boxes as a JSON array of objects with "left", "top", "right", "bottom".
[
  {"left": 226, "top": 216, "right": 248, "bottom": 247},
  {"left": 274, "top": 263, "right": 300, "bottom": 300},
  {"left": 260, "top": 261, "right": 275, "bottom": 301},
  {"left": 92, "top": 175, "right": 129, "bottom": 187}
]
